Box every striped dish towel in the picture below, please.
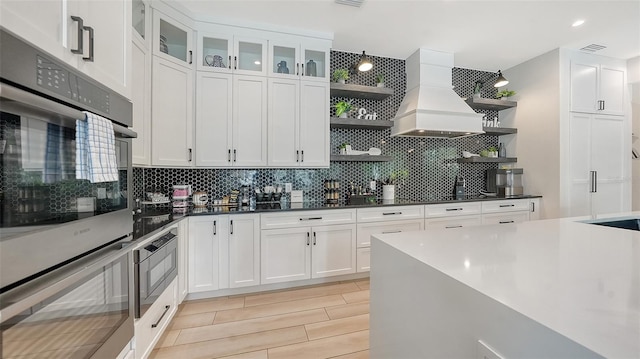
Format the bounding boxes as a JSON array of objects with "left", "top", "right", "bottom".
[{"left": 76, "top": 111, "right": 119, "bottom": 183}]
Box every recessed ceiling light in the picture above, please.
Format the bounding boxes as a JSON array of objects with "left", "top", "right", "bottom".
[{"left": 572, "top": 20, "right": 585, "bottom": 27}]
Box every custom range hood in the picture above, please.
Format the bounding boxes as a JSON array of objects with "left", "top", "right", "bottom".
[{"left": 391, "top": 49, "right": 484, "bottom": 138}]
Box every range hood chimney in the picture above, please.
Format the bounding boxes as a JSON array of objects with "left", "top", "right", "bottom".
[{"left": 391, "top": 49, "right": 484, "bottom": 138}]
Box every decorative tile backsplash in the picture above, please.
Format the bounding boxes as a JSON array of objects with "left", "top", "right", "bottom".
[{"left": 134, "top": 51, "right": 505, "bottom": 203}]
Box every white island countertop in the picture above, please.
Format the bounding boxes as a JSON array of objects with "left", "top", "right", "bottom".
[{"left": 371, "top": 213, "right": 640, "bottom": 358}]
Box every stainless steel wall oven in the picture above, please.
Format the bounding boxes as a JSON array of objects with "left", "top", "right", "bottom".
[{"left": 0, "top": 28, "right": 136, "bottom": 358}]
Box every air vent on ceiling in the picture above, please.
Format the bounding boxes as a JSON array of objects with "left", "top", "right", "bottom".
[
  {"left": 335, "top": 0, "right": 364, "bottom": 7},
  {"left": 579, "top": 44, "right": 607, "bottom": 52}
]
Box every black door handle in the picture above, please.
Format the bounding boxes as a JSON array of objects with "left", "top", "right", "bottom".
[
  {"left": 82, "top": 26, "right": 94, "bottom": 62},
  {"left": 70, "top": 16, "right": 84, "bottom": 55}
]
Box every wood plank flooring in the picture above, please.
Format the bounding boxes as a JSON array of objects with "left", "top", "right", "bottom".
[{"left": 150, "top": 279, "right": 370, "bottom": 359}]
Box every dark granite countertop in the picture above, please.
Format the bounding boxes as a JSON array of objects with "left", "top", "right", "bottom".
[{"left": 133, "top": 195, "right": 542, "bottom": 241}]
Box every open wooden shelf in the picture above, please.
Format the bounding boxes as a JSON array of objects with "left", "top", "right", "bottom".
[
  {"left": 330, "top": 154, "right": 394, "bottom": 162},
  {"left": 330, "top": 83, "right": 394, "bottom": 100},
  {"left": 465, "top": 97, "right": 517, "bottom": 111},
  {"left": 330, "top": 117, "right": 394, "bottom": 130},
  {"left": 482, "top": 127, "right": 517, "bottom": 136},
  {"left": 457, "top": 157, "right": 517, "bottom": 163}
]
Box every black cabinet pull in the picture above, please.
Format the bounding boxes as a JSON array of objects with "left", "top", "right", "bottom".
[
  {"left": 82, "top": 26, "right": 94, "bottom": 62},
  {"left": 499, "top": 204, "right": 515, "bottom": 208},
  {"left": 382, "top": 212, "right": 402, "bottom": 216},
  {"left": 230, "top": 220, "right": 233, "bottom": 234},
  {"left": 499, "top": 220, "right": 515, "bottom": 224},
  {"left": 296, "top": 63, "right": 300, "bottom": 76},
  {"left": 151, "top": 305, "right": 170, "bottom": 328},
  {"left": 70, "top": 16, "right": 84, "bottom": 55},
  {"left": 530, "top": 202, "right": 535, "bottom": 212},
  {"left": 188, "top": 148, "right": 192, "bottom": 162},
  {"left": 213, "top": 220, "right": 217, "bottom": 235},
  {"left": 228, "top": 55, "right": 232, "bottom": 69},
  {"left": 382, "top": 230, "right": 401, "bottom": 234},
  {"left": 301, "top": 63, "right": 304, "bottom": 76},
  {"left": 301, "top": 150, "right": 304, "bottom": 162},
  {"left": 445, "top": 225, "right": 462, "bottom": 229},
  {"left": 296, "top": 150, "right": 299, "bottom": 162},
  {"left": 228, "top": 149, "right": 231, "bottom": 162},
  {"left": 306, "top": 232, "right": 310, "bottom": 246},
  {"left": 233, "top": 149, "right": 237, "bottom": 162},
  {"left": 234, "top": 56, "right": 237, "bottom": 70},
  {"left": 300, "top": 217, "right": 322, "bottom": 221},
  {"left": 189, "top": 50, "right": 193, "bottom": 64},
  {"left": 313, "top": 232, "right": 316, "bottom": 245},
  {"left": 445, "top": 208, "right": 462, "bottom": 211}
]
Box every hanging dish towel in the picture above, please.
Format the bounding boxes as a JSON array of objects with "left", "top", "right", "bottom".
[{"left": 76, "top": 111, "right": 119, "bottom": 183}]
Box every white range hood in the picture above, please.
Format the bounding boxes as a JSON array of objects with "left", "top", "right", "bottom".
[{"left": 391, "top": 49, "right": 484, "bottom": 138}]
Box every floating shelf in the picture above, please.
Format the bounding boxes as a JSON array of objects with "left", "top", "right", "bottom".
[
  {"left": 330, "top": 83, "right": 394, "bottom": 100},
  {"left": 330, "top": 117, "right": 394, "bottom": 130},
  {"left": 482, "top": 127, "right": 517, "bottom": 136},
  {"left": 330, "top": 154, "right": 393, "bottom": 162},
  {"left": 457, "top": 157, "right": 517, "bottom": 163},
  {"left": 465, "top": 97, "right": 517, "bottom": 111}
]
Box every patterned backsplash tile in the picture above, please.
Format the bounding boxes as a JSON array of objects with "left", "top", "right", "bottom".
[{"left": 134, "top": 51, "right": 506, "bottom": 203}]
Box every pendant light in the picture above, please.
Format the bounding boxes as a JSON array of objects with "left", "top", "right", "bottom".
[
  {"left": 494, "top": 70, "right": 509, "bottom": 87},
  {"left": 351, "top": 51, "right": 373, "bottom": 74}
]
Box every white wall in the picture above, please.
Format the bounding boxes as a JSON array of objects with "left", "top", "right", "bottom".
[{"left": 503, "top": 49, "right": 561, "bottom": 219}]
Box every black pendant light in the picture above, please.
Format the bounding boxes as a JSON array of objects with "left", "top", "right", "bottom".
[
  {"left": 351, "top": 51, "right": 373, "bottom": 74},
  {"left": 494, "top": 70, "right": 509, "bottom": 87}
]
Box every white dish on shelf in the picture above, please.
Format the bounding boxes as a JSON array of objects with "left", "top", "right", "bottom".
[{"left": 140, "top": 200, "right": 170, "bottom": 205}]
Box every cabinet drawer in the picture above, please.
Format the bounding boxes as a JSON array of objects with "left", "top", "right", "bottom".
[
  {"left": 424, "top": 215, "right": 482, "bottom": 229},
  {"left": 261, "top": 209, "right": 355, "bottom": 229},
  {"left": 481, "top": 211, "right": 529, "bottom": 225},
  {"left": 424, "top": 202, "right": 482, "bottom": 218},
  {"left": 135, "top": 278, "right": 177, "bottom": 359},
  {"left": 356, "top": 248, "right": 370, "bottom": 273},
  {"left": 356, "top": 205, "right": 424, "bottom": 223},
  {"left": 481, "top": 199, "right": 530, "bottom": 214},
  {"left": 356, "top": 219, "right": 423, "bottom": 247}
]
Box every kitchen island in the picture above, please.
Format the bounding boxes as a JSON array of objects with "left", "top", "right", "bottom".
[{"left": 370, "top": 213, "right": 640, "bottom": 359}]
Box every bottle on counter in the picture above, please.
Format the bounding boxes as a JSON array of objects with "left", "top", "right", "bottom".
[{"left": 498, "top": 143, "right": 506, "bottom": 157}]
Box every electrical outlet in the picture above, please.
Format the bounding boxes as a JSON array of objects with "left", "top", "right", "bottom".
[{"left": 284, "top": 183, "right": 292, "bottom": 193}]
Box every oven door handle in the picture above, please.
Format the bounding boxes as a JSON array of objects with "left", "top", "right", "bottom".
[
  {"left": 0, "top": 236, "right": 133, "bottom": 323},
  {"left": 0, "top": 83, "right": 137, "bottom": 139}
]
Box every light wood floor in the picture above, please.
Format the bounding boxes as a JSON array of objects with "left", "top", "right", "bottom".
[{"left": 150, "top": 279, "right": 370, "bottom": 359}]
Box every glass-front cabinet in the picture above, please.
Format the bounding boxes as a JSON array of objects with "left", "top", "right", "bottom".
[
  {"left": 268, "top": 40, "right": 329, "bottom": 81},
  {"left": 198, "top": 32, "right": 267, "bottom": 76},
  {"left": 153, "top": 10, "right": 193, "bottom": 66},
  {"left": 132, "top": 0, "right": 146, "bottom": 40}
]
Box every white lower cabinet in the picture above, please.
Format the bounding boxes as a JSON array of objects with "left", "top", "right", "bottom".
[
  {"left": 188, "top": 214, "right": 260, "bottom": 293},
  {"left": 177, "top": 218, "right": 188, "bottom": 303},
  {"left": 480, "top": 199, "right": 537, "bottom": 224},
  {"left": 424, "top": 215, "right": 482, "bottom": 229},
  {"left": 135, "top": 278, "right": 177, "bottom": 359},
  {"left": 260, "top": 210, "right": 356, "bottom": 285},
  {"left": 481, "top": 211, "right": 530, "bottom": 225}
]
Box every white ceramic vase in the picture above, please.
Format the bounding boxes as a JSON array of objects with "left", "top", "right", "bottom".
[{"left": 382, "top": 185, "right": 395, "bottom": 201}]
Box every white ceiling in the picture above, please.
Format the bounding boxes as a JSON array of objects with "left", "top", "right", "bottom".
[{"left": 170, "top": 0, "right": 640, "bottom": 72}]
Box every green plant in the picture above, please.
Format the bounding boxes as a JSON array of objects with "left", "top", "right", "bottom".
[
  {"left": 332, "top": 69, "right": 350, "bottom": 82},
  {"left": 385, "top": 169, "right": 408, "bottom": 185},
  {"left": 495, "top": 89, "right": 516, "bottom": 98},
  {"left": 488, "top": 146, "right": 498, "bottom": 152},
  {"left": 333, "top": 101, "right": 353, "bottom": 117},
  {"left": 338, "top": 142, "right": 349, "bottom": 150},
  {"left": 375, "top": 73, "right": 385, "bottom": 83}
]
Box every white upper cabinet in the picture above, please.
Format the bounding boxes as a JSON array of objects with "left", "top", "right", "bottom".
[
  {"left": 195, "top": 72, "right": 233, "bottom": 167},
  {"left": 131, "top": 36, "right": 151, "bottom": 166},
  {"left": 197, "top": 32, "right": 267, "bottom": 76},
  {"left": 570, "top": 58, "right": 626, "bottom": 116},
  {"left": 1, "top": 0, "right": 131, "bottom": 98},
  {"left": 268, "top": 39, "right": 330, "bottom": 82},
  {"left": 153, "top": 10, "right": 194, "bottom": 68}
]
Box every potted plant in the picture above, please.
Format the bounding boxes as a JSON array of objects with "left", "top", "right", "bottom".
[
  {"left": 337, "top": 142, "right": 350, "bottom": 155},
  {"left": 487, "top": 146, "right": 498, "bottom": 157},
  {"left": 333, "top": 100, "right": 352, "bottom": 118},
  {"left": 332, "top": 69, "right": 349, "bottom": 84},
  {"left": 375, "top": 73, "right": 385, "bottom": 87},
  {"left": 495, "top": 89, "right": 516, "bottom": 100}
]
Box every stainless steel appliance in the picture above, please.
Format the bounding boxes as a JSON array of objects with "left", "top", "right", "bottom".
[
  {"left": 0, "top": 29, "right": 136, "bottom": 357},
  {"left": 134, "top": 227, "right": 178, "bottom": 318},
  {"left": 486, "top": 168, "right": 524, "bottom": 197}
]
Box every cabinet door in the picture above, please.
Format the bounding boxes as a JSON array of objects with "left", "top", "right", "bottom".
[
  {"left": 424, "top": 215, "right": 482, "bottom": 229},
  {"left": 312, "top": 224, "right": 356, "bottom": 278},
  {"left": 356, "top": 248, "right": 370, "bottom": 273},
  {"left": 0, "top": 0, "right": 77, "bottom": 68},
  {"left": 300, "top": 42, "right": 330, "bottom": 82},
  {"left": 228, "top": 214, "right": 260, "bottom": 288},
  {"left": 591, "top": 114, "right": 627, "bottom": 215},
  {"left": 568, "top": 112, "right": 593, "bottom": 217},
  {"left": 233, "top": 75, "right": 267, "bottom": 167},
  {"left": 268, "top": 78, "right": 299, "bottom": 167},
  {"left": 74, "top": 0, "right": 130, "bottom": 98},
  {"left": 481, "top": 212, "right": 530, "bottom": 225},
  {"left": 151, "top": 56, "right": 193, "bottom": 167},
  {"left": 131, "top": 38, "right": 151, "bottom": 165},
  {"left": 261, "top": 227, "right": 311, "bottom": 284},
  {"left": 198, "top": 32, "right": 233, "bottom": 73},
  {"left": 599, "top": 66, "right": 625, "bottom": 116},
  {"left": 299, "top": 81, "right": 330, "bottom": 167},
  {"left": 153, "top": 10, "right": 193, "bottom": 67},
  {"left": 188, "top": 216, "right": 226, "bottom": 293},
  {"left": 234, "top": 37, "right": 267, "bottom": 76},
  {"left": 570, "top": 61, "right": 599, "bottom": 113},
  {"left": 195, "top": 72, "right": 233, "bottom": 166},
  {"left": 177, "top": 219, "right": 189, "bottom": 303},
  {"left": 356, "top": 219, "right": 424, "bottom": 247},
  {"left": 269, "top": 41, "right": 300, "bottom": 79}
]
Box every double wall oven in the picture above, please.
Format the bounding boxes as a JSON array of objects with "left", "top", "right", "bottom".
[{"left": 0, "top": 29, "right": 136, "bottom": 358}]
